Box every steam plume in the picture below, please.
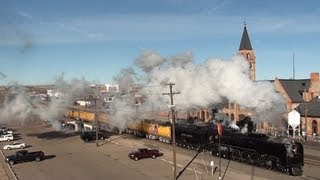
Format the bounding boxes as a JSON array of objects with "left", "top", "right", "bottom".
[{"left": 110, "top": 50, "right": 286, "bottom": 130}]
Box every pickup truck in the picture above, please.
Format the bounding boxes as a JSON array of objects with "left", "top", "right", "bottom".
[
  {"left": 128, "top": 148, "right": 163, "bottom": 161},
  {"left": 5, "top": 150, "right": 45, "bottom": 165}
]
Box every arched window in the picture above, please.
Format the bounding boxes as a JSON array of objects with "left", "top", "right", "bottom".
[
  {"left": 312, "top": 120, "right": 318, "bottom": 135},
  {"left": 231, "top": 114, "right": 235, "bottom": 120},
  {"left": 201, "top": 111, "right": 205, "bottom": 121},
  {"left": 246, "top": 53, "right": 250, "bottom": 59}
]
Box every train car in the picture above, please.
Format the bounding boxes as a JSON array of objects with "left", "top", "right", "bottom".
[
  {"left": 126, "top": 121, "right": 144, "bottom": 136},
  {"left": 143, "top": 120, "right": 171, "bottom": 143},
  {"left": 126, "top": 119, "right": 172, "bottom": 143},
  {"left": 65, "top": 108, "right": 109, "bottom": 124}
]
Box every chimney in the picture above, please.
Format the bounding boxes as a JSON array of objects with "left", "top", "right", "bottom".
[{"left": 310, "top": 72, "right": 319, "bottom": 83}]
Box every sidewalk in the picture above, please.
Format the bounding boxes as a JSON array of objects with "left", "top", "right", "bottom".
[
  {"left": 0, "top": 161, "right": 10, "bottom": 180},
  {"left": 0, "top": 149, "right": 15, "bottom": 180}
]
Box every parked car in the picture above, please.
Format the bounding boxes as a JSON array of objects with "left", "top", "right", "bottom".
[
  {"left": 80, "top": 130, "right": 106, "bottom": 142},
  {"left": 0, "top": 134, "right": 14, "bottom": 142},
  {"left": 128, "top": 148, "right": 163, "bottom": 161},
  {"left": 5, "top": 150, "right": 45, "bottom": 165},
  {"left": 3, "top": 142, "right": 26, "bottom": 150},
  {"left": 313, "top": 134, "right": 320, "bottom": 142},
  {"left": 0, "top": 129, "right": 13, "bottom": 135},
  {"left": 0, "top": 127, "right": 13, "bottom": 134}
]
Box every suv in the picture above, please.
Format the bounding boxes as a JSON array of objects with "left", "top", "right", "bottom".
[
  {"left": 80, "top": 131, "right": 106, "bottom": 142},
  {"left": 0, "top": 134, "right": 14, "bottom": 142}
]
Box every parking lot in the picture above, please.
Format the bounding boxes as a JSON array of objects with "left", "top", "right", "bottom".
[{"left": 0, "top": 120, "right": 318, "bottom": 180}]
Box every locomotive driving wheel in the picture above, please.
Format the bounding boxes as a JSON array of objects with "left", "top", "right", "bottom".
[
  {"left": 241, "top": 151, "right": 250, "bottom": 163},
  {"left": 231, "top": 149, "right": 241, "bottom": 162},
  {"left": 270, "top": 156, "right": 282, "bottom": 170},
  {"left": 260, "top": 155, "right": 272, "bottom": 169},
  {"left": 249, "top": 152, "right": 260, "bottom": 165}
]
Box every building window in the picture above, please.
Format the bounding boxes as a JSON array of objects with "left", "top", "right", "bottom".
[
  {"left": 231, "top": 114, "right": 234, "bottom": 120},
  {"left": 312, "top": 120, "right": 318, "bottom": 135},
  {"left": 201, "top": 111, "right": 205, "bottom": 121}
]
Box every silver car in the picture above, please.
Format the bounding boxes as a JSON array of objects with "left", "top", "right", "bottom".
[{"left": 3, "top": 142, "right": 26, "bottom": 150}]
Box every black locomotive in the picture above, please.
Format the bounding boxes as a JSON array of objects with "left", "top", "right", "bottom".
[{"left": 175, "top": 120, "right": 304, "bottom": 176}]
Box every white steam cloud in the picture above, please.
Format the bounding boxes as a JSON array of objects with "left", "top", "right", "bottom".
[
  {"left": 0, "top": 76, "right": 95, "bottom": 130},
  {"left": 111, "top": 50, "right": 286, "bottom": 130}
]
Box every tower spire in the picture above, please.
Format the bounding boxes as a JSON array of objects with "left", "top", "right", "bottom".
[
  {"left": 238, "top": 22, "right": 255, "bottom": 80},
  {"left": 239, "top": 22, "right": 252, "bottom": 50}
]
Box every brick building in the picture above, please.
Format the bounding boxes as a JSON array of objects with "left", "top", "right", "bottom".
[{"left": 276, "top": 72, "right": 320, "bottom": 138}]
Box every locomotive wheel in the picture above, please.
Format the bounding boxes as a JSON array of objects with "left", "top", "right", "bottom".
[
  {"left": 289, "top": 166, "right": 302, "bottom": 176},
  {"left": 270, "top": 156, "right": 282, "bottom": 170},
  {"left": 231, "top": 149, "right": 241, "bottom": 162},
  {"left": 260, "top": 155, "right": 272, "bottom": 169},
  {"left": 249, "top": 153, "right": 260, "bottom": 165},
  {"left": 241, "top": 151, "right": 250, "bottom": 163}
]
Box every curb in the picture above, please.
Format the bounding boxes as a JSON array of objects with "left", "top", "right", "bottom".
[{"left": 0, "top": 148, "right": 18, "bottom": 180}]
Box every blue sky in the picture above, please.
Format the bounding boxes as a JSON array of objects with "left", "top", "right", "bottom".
[{"left": 0, "top": 0, "right": 320, "bottom": 85}]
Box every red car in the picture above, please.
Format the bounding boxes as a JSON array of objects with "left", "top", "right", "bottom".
[{"left": 128, "top": 148, "right": 163, "bottom": 161}]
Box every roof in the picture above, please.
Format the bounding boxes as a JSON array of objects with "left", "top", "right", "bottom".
[
  {"left": 278, "top": 79, "right": 310, "bottom": 102},
  {"left": 296, "top": 96, "right": 320, "bottom": 117},
  {"left": 239, "top": 25, "right": 252, "bottom": 50}
]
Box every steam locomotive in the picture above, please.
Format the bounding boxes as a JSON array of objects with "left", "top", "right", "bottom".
[{"left": 175, "top": 121, "right": 304, "bottom": 176}]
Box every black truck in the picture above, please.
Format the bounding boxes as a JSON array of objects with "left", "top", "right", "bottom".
[
  {"left": 80, "top": 130, "right": 106, "bottom": 142},
  {"left": 5, "top": 150, "right": 45, "bottom": 165}
]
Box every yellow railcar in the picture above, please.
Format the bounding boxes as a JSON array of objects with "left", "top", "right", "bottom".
[
  {"left": 141, "top": 119, "right": 171, "bottom": 143},
  {"left": 65, "top": 107, "right": 171, "bottom": 143},
  {"left": 127, "top": 121, "right": 143, "bottom": 132},
  {"left": 156, "top": 125, "right": 171, "bottom": 139},
  {"left": 65, "top": 108, "right": 109, "bottom": 123}
]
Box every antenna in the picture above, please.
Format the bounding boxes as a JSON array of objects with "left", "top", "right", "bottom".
[{"left": 293, "top": 52, "right": 295, "bottom": 79}]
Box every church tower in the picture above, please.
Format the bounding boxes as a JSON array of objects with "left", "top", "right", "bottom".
[{"left": 238, "top": 22, "right": 256, "bottom": 80}]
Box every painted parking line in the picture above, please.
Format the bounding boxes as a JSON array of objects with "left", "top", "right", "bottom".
[{"left": 160, "top": 158, "right": 203, "bottom": 175}]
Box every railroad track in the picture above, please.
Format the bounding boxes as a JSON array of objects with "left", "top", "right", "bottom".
[{"left": 304, "top": 154, "right": 320, "bottom": 167}]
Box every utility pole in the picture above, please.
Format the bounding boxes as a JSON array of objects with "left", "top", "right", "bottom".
[
  {"left": 93, "top": 86, "right": 100, "bottom": 147},
  {"left": 304, "top": 89, "right": 308, "bottom": 141},
  {"left": 163, "top": 83, "right": 180, "bottom": 180}
]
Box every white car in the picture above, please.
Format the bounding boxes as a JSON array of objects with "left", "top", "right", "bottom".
[
  {"left": 3, "top": 142, "right": 26, "bottom": 150},
  {"left": 0, "top": 134, "right": 14, "bottom": 142}
]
